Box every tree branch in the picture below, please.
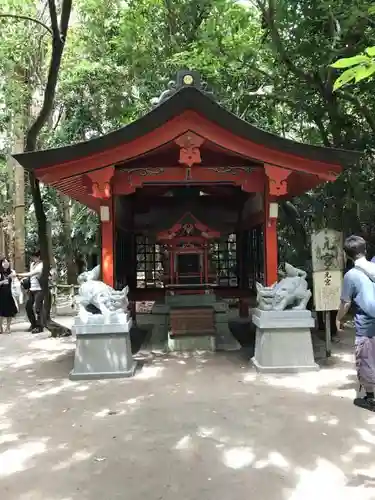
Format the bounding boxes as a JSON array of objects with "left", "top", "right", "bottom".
[
  {"left": 312, "top": 116, "right": 331, "bottom": 147},
  {"left": 163, "top": 0, "right": 178, "bottom": 50},
  {"left": 59, "top": 0, "right": 72, "bottom": 39},
  {"left": 26, "top": 0, "right": 72, "bottom": 152},
  {"left": 256, "top": 0, "right": 315, "bottom": 85},
  {"left": 0, "top": 13, "right": 52, "bottom": 35},
  {"left": 337, "top": 90, "right": 375, "bottom": 136},
  {"left": 48, "top": 0, "right": 59, "bottom": 36},
  {"left": 52, "top": 105, "right": 65, "bottom": 132},
  {"left": 186, "top": 1, "right": 212, "bottom": 44}
]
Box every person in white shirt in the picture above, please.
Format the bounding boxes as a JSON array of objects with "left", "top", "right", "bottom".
[
  {"left": 355, "top": 255, "right": 375, "bottom": 282},
  {"left": 18, "top": 250, "right": 44, "bottom": 334}
]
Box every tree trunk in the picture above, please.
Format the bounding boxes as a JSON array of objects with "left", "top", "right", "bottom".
[
  {"left": 61, "top": 194, "right": 77, "bottom": 283},
  {"left": 5, "top": 156, "right": 15, "bottom": 264},
  {"left": 22, "top": 0, "right": 72, "bottom": 333},
  {"left": 0, "top": 219, "right": 5, "bottom": 257},
  {"left": 12, "top": 133, "right": 26, "bottom": 272}
]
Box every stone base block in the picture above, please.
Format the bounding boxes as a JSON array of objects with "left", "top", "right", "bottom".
[
  {"left": 251, "top": 309, "right": 319, "bottom": 373},
  {"left": 70, "top": 317, "right": 136, "bottom": 380},
  {"left": 168, "top": 335, "right": 215, "bottom": 352},
  {"left": 215, "top": 315, "right": 241, "bottom": 351}
]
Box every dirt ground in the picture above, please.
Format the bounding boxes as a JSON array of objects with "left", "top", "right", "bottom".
[{"left": 1, "top": 322, "right": 375, "bottom": 500}]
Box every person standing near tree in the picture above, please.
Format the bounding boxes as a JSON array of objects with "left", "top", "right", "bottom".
[
  {"left": 18, "top": 250, "right": 44, "bottom": 334},
  {"left": 0, "top": 258, "right": 18, "bottom": 334},
  {"left": 336, "top": 235, "right": 375, "bottom": 412}
]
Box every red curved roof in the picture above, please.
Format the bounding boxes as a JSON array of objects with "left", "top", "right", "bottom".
[{"left": 12, "top": 71, "right": 360, "bottom": 209}]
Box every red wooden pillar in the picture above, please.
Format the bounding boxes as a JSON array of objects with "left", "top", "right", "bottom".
[
  {"left": 86, "top": 166, "right": 115, "bottom": 287},
  {"left": 264, "top": 164, "right": 291, "bottom": 286},
  {"left": 100, "top": 199, "right": 114, "bottom": 287},
  {"left": 264, "top": 215, "right": 278, "bottom": 286}
]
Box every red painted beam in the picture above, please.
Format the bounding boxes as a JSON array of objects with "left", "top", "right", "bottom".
[{"left": 34, "top": 110, "right": 341, "bottom": 184}]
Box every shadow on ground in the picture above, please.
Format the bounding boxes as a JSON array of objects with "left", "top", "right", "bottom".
[{"left": 0, "top": 323, "right": 374, "bottom": 500}]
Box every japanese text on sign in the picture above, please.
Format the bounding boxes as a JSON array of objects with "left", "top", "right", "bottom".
[{"left": 313, "top": 270, "right": 342, "bottom": 311}]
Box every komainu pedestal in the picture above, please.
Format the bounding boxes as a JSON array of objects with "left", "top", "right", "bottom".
[
  {"left": 70, "top": 312, "right": 135, "bottom": 380},
  {"left": 251, "top": 309, "right": 319, "bottom": 373},
  {"left": 69, "top": 268, "right": 136, "bottom": 380},
  {"left": 252, "top": 263, "right": 318, "bottom": 373}
]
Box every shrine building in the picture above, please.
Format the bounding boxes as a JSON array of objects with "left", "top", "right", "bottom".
[{"left": 14, "top": 70, "right": 357, "bottom": 349}]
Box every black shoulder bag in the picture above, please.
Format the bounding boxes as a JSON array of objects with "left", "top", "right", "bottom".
[{"left": 21, "top": 277, "right": 31, "bottom": 290}]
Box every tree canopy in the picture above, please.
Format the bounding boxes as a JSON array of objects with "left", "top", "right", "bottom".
[{"left": 1, "top": 0, "right": 375, "bottom": 276}]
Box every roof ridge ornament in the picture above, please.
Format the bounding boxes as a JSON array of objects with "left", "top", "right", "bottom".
[{"left": 151, "top": 70, "right": 214, "bottom": 107}]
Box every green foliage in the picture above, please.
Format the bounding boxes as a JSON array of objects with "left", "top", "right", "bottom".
[
  {"left": 332, "top": 49, "right": 375, "bottom": 90},
  {"left": 1, "top": 0, "right": 375, "bottom": 276}
]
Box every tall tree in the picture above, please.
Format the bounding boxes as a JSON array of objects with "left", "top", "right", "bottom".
[
  {"left": 1, "top": 0, "right": 72, "bottom": 326},
  {"left": 26, "top": 0, "right": 72, "bottom": 323}
]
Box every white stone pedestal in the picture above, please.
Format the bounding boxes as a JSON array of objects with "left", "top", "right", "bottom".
[
  {"left": 251, "top": 309, "right": 319, "bottom": 373},
  {"left": 70, "top": 313, "right": 136, "bottom": 380}
]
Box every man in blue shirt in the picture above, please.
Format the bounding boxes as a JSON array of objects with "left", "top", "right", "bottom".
[{"left": 336, "top": 235, "right": 375, "bottom": 412}]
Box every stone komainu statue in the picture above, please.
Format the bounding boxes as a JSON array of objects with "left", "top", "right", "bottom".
[
  {"left": 76, "top": 265, "right": 129, "bottom": 317},
  {"left": 256, "top": 263, "right": 312, "bottom": 311}
]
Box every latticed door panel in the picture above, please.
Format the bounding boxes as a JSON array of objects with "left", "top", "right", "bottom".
[
  {"left": 209, "top": 234, "right": 238, "bottom": 287},
  {"left": 135, "top": 235, "right": 163, "bottom": 288}
]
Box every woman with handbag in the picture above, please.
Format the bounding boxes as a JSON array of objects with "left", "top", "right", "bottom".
[{"left": 0, "top": 258, "right": 18, "bottom": 334}]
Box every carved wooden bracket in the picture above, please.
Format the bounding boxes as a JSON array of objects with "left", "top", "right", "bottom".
[
  {"left": 85, "top": 166, "right": 114, "bottom": 199},
  {"left": 175, "top": 132, "right": 205, "bottom": 168},
  {"left": 264, "top": 164, "right": 291, "bottom": 196}
]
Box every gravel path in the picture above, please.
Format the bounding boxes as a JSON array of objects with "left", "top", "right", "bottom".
[{"left": 1, "top": 322, "right": 375, "bottom": 500}]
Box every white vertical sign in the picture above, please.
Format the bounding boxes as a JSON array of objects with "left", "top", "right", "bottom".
[{"left": 311, "top": 229, "right": 344, "bottom": 312}]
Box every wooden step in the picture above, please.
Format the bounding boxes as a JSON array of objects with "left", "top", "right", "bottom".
[{"left": 170, "top": 307, "right": 215, "bottom": 337}]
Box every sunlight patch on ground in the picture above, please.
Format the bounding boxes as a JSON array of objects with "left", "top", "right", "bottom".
[
  {"left": 254, "top": 451, "right": 290, "bottom": 470},
  {"left": 243, "top": 372, "right": 257, "bottom": 383},
  {"left": 73, "top": 384, "right": 91, "bottom": 392},
  {"left": 355, "top": 428, "right": 375, "bottom": 445},
  {"left": 126, "top": 398, "right": 139, "bottom": 405},
  {"left": 174, "top": 435, "right": 193, "bottom": 450},
  {"left": 53, "top": 449, "right": 93, "bottom": 471},
  {"left": 222, "top": 446, "right": 255, "bottom": 469},
  {"left": 93, "top": 395, "right": 152, "bottom": 418},
  {"left": 27, "top": 380, "right": 77, "bottom": 399},
  {"left": 0, "top": 350, "right": 67, "bottom": 370},
  {"left": 261, "top": 368, "right": 354, "bottom": 395},
  {"left": 352, "top": 466, "right": 375, "bottom": 481},
  {"left": 327, "top": 417, "right": 339, "bottom": 425},
  {"left": 341, "top": 444, "right": 371, "bottom": 464},
  {"left": 94, "top": 408, "right": 115, "bottom": 418},
  {"left": 135, "top": 365, "right": 165, "bottom": 380},
  {"left": 0, "top": 433, "right": 19, "bottom": 445},
  {"left": 19, "top": 492, "right": 73, "bottom": 500},
  {"left": 330, "top": 388, "right": 356, "bottom": 400},
  {"left": 306, "top": 414, "right": 339, "bottom": 425},
  {"left": 0, "top": 422, "right": 11, "bottom": 431},
  {"left": 0, "top": 440, "right": 47, "bottom": 477},
  {"left": 30, "top": 338, "right": 75, "bottom": 352},
  {"left": 0, "top": 402, "right": 13, "bottom": 417},
  {"left": 334, "top": 352, "right": 354, "bottom": 363},
  {"left": 197, "top": 427, "right": 215, "bottom": 438},
  {"left": 196, "top": 426, "right": 231, "bottom": 446},
  {"left": 286, "top": 458, "right": 375, "bottom": 500}
]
